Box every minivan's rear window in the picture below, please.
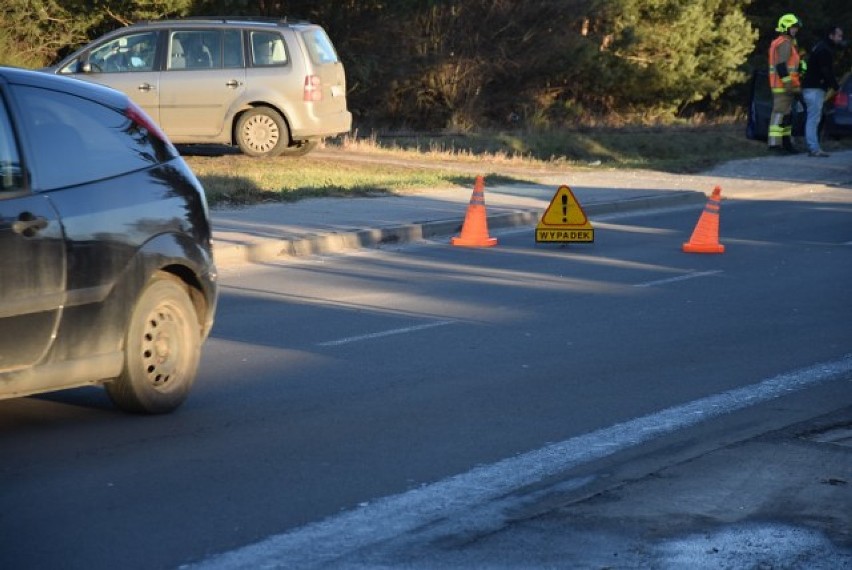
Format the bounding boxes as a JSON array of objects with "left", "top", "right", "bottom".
[{"left": 302, "top": 28, "right": 339, "bottom": 65}]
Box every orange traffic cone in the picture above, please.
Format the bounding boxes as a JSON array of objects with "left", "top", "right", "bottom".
[
  {"left": 451, "top": 176, "right": 497, "bottom": 247},
  {"left": 683, "top": 186, "right": 725, "bottom": 254}
]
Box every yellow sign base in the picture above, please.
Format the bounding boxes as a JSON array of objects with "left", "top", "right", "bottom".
[{"left": 536, "top": 229, "right": 594, "bottom": 243}]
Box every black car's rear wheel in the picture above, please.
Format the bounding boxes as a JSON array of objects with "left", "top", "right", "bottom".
[
  {"left": 106, "top": 273, "right": 200, "bottom": 414},
  {"left": 236, "top": 107, "right": 289, "bottom": 157}
]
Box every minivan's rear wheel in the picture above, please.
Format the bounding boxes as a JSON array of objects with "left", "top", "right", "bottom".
[
  {"left": 236, "top": 108, "right": 289, "bottom": 157},
  {"left": 106, "top": 273, "right": 201, "bottom": 414}
]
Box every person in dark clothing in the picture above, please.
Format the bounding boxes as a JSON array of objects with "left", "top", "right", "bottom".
[{"left": 802, "top": 26, "right": 844, "bottom": 157}]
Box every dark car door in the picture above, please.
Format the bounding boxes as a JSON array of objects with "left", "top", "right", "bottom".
[
  {"left": 0, "top": 87, "right": 66, "bottom": 371},
  {"left": 746, "top": 69, "right": 807, "bottom": 140}
]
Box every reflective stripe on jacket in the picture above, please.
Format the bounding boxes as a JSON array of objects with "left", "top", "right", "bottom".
[{"left": 768, "top": 35, "right": 800, "bottom": 93}]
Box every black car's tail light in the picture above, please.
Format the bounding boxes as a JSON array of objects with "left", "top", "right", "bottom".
[
  {"left": 125, "top": 101, "right": 177, "bottom": 160},
  {"left": 126, "top": 102, "right": 169, "bottom": 142}
]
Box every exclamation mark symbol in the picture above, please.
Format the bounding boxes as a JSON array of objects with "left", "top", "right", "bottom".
[{"left": 562, "top": 194, "right": 568, "bottom": 223}]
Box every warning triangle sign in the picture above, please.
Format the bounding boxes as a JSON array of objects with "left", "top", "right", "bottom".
[
  {"left": 536, "top": 185, "right": 594, "bottom": 243},
  {"left": 540, "top": 185, "right": 589, "bottom": 226}
]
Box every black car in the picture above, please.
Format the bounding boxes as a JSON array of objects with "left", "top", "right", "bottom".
[
  {"left": 822, "top": 72, "right": 852, "bottom": 138},
  {"left": 0, "top": 66, "right": 217, "bottom": 413}
]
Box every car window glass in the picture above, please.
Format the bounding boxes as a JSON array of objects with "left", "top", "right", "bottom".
[
  {"left": 0, "top": 93, "right": 24, "bottom": 193},
  {"left": 168, "top": 33, "right": 187, "bottom": 70},
  {"left": 17, "top": 85, "right": 164, "bottom": 190},
  {"left": 224, "top": 29, "right": 243, "bottom": 68},
  {"left": 200, "top": 30, "right": 222, "bottom": 68},
  {"left": 88, "top": 31, "right": 158, "bottom": 73},
  {"left": 302, "top": 28, "right": 339, "bottom": 65},
  {"left": 250, "top": 31, "right": 287, "bottom": 66},
  {"left": 170, "top": 30, "right": 221, "bottom": 70}
]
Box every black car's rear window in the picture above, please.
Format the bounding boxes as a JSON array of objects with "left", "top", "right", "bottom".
[
  {"left": 16, "top": 85, "right": 171, "bottom": 190},
  {"left": 0, "top": 92, "right": 24, "bottom": 192}
]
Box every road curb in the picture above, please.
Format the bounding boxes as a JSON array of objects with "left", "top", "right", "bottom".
[{"left": 212, "top": 190, "right": 706, "bottom": 267}]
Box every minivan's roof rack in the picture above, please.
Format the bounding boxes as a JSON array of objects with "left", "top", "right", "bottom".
[{"left": 133, "top": 16, "right": 312, "bottom": 26}]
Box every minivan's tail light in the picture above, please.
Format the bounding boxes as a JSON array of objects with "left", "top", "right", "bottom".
[
  {"left": 304, "top": 75, "right": 322, "bottom": 102},
  {"left": 835, "top": 91, "right": 849, "bottom": 109}
]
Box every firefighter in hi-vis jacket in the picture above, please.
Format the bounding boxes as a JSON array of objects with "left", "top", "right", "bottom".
[{"left": 768, "top": 13, "right": 802, "bottom": 153}]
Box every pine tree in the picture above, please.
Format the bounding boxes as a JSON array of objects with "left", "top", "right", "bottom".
[{"left": 575, "top": 0, "right": 757, "bottom": 117}]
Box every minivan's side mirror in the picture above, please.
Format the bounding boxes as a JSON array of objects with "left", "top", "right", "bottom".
[
  {"left": 79, "top": 59, "right": 104, "bottom": 74},
  {"left": 57, "top": 58, "right": 84, "bottom": 75}
]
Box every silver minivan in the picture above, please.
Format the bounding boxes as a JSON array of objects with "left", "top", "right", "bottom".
[{"left": 49, "top": 18, "right": 352, "bottom": 157}]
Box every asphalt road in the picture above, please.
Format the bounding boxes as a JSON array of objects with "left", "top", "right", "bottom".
[{"left": 0, "top": 185, "right": 850, "bottom": 569}]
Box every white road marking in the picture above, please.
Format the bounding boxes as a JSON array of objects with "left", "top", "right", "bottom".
[
  {"left": 634, "top": 270, "right": 723, "bottom": 288},
  {"left": 192, "top": 355, "right": 852, "bottom": 569},
  {"left": 317, "top": 320, "right": 455, "bottom": 347}
]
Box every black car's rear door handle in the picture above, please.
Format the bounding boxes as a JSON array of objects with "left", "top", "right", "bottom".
[{"left": 12, "top": 213, "right": 48, "bottom": 236}]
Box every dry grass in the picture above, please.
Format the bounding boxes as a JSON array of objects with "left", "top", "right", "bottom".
[
  {"left": 185, "top": 123, "right": 852, "bottom": 206},
  {"left": 184, "top": 151, "right": 519, "bottom": 207}
]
